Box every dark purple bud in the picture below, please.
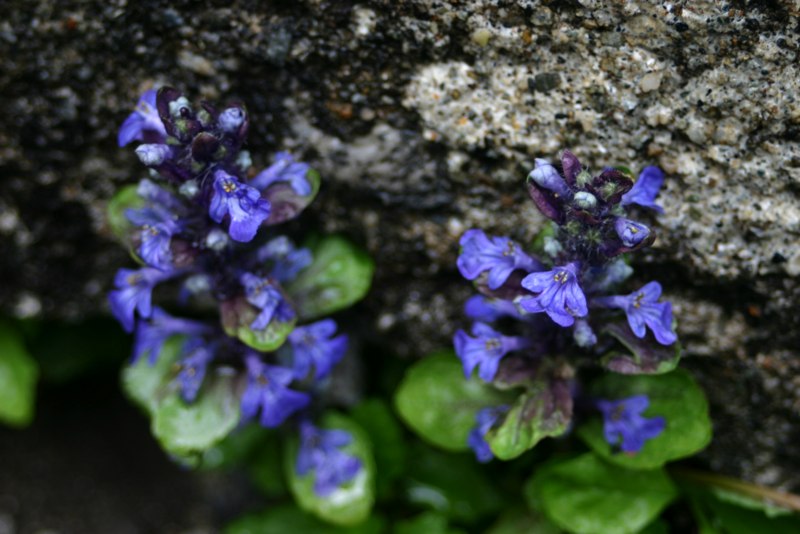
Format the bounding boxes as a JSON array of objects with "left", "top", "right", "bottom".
[
  {"left": 527, "top": 180, "right": 565, "bottom": 224},
  {"left": 526, "top": 159, "right": 570, "bottom": 223},
  {"left": 156, "top": 87, "right": 201, "bottom": 141},
  {"left": 190, "top": 132, "right": 220, "bottom": 162},
  {"left": 589, "top": 168, "right": 633, "bottom": 204},
  {"left": 560, "top": 149, "right": 583, "bottom": 186}
]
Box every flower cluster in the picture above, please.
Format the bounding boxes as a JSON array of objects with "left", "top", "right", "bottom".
[
  {"left": 454, "top": 150, "right": 676, "bottom": 461},
  {"left": 109, "top": 88, "right": 362, "bottom": 495}
]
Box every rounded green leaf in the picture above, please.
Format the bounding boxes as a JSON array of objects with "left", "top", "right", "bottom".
[
  {"left": 0, "top": 321, "right": 39, "bottom": 427},
  {"left": 123, "top": 336, "right": 240, "bottom": 458},
  {"left": 394, "top": 351, "right": 508, "bottom": 452},
  {"left": 526, "top": 453, "right": 678, "bottom": 534},
  {"left": 405, "top": 443, "right": 503, "bottom": 522},
  {"left": 350, "top": 398, "right": 406, "bottom": 496},
  {"left": 152, "top": 372, "right": 241, "bottom": 457},
  {"left": 285, "top": 412, "right": 376, "bottom": 526},
  {"left": 121, "top": 335, "right": 183, "bottom": 414},
  {"left": 220, "top": 296, "right": 296, "bottom": 352},
  {"left": 577, "top": 368, "right": 712, "bottom": 469},
  {"left": 286, "top": 235, "right": 374, "bottom": 320},
  {"left": 486, "top": 374, "right": 572, "bottom": 460}
]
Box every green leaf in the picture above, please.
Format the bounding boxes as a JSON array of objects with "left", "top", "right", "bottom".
[
  {"left": 638, "top": 519, "right": 670, "bottom": 534},
  {"left": 711, "top": 487, "right": 795, "bottom": 518},
  {"left": 220, "top": 295, "right": 296, "bottom": 352},
  {"left": 225, "top": 504, "right": 384, "bottom": 534},
  {"left": 405, "top": 443, "right": 503, "bottom": 522},
  {"left": 601, "top": 321, "right": 681, "bottom": 375},
  {"left": 107, "top": 183, "right": 143, "bottom": 242},
  {"left": 286, "top": 412, "right": 376, "bottom": 526},
  {"left": 350, "top": 398, "right": 406, "bottom": 497},
  {"left": 394, "top": 351, "right": 508, "bottom": 452},
  {"left": 0, "top": 321, "right": 39, "bottom": 427},
  {"left": 394, "top": 512, "right": 466, "bottom": 534},
  {"left": 198, "top": 424, "right": 271, "bottom": 471},
  {"left": 485, "top": 367, "right": 572, "bottom": 460},
  {"left": 486, "top": 508, "right": 564, "bottom": 534},
  {"left": 125, "top": 336, "right": 242, "bottom": 459},
  {"left": 686, "top": 486, "right": 800, "bottom": 534},
  {"left": 526, "top": 453, "right": 678, "bottom": 534},
  {"left": 577, "top": 368, "right": 712, "bottom": 469},
  {"left": 152, "top": 372, "right": 241, "bottom": 458},
  {"left": 286, "top": 234, "right": 374, "bottom": 320},
  {"left": 247, "top": 430, "right": 287, "bottom": 498},
  {"left": 121, "top": 335, "right": 183, "bottom": 414}
]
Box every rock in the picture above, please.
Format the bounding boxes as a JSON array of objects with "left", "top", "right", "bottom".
[{"left": 1, "top": 0, "right": 799, "bottom": 489}]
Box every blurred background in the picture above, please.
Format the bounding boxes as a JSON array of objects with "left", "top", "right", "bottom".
[{"left": 1, "top": 0, "right": 799, "bottom": 532}]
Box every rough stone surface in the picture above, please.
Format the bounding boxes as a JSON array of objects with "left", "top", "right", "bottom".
[{"left": 1, "top": 0, "right": 799, "bottom": 490}]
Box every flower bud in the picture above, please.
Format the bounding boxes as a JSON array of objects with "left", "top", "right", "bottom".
[
  {"left": 219, "top": 107, "right": 246, "bottom": 133},
  {"left": 205, "top": 228, "right": 230, "bottom": 251},
  {"left": 529, "top": 159, "right": 571, "bottom": 198},
  {"left": 614, "top": 218, "right": 650, "bottom": 247},
  {"left": 135, "top": 144, "right": 171, "bottom": 166},
  {"left": 573, "top": 191, "right": 597, "bottom": 210}
]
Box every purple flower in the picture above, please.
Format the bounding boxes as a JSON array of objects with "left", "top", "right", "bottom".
[
  {"left": 137, "top": 179, "right": 185, "bottom": 213},
  {"left": 467, "top": 406, "right": 507, "bottom": 463},
  {"left": 594, "top": 282, "right": 677, "bottom": 345},
  {"left": 240, "top": 273, "right": 295, "bottom": 330},
  {"left": 296, "top": 420, "right": 362, "bottom": 497},
  {"left": 176, "top": 337, "right": 215, "bottom": 402},
  {"left": 621, "top": 166, "right": 664, "bottom": 213},
  {"left": 288, "top": 319, "right": 348, "bottom": 381},
  {"left": 457, "top": 229, "right": 542, "bottom": 290},
  {"left": 256, "top": 236, "right": 313, "bottom": 283},
  {"left": 109, "top": 267, "right": 171, "bottom": 332},
  {"left": 118, "top": 89, "right": 167, "bottom": 147},
  {"left": 209, "top": 170, "right": 271, "bottom": 242},
  {"left": 614, "top": 218, "right": 651, "bottom": 248},
  {"left": 126, "top": 207, "right": 182, "bottom": 269},
  {"left": 464, "top": 295, "right": 521, "bottom": 322},
  {"left": 251, "top": 152, "right": 312, "bottom": 196},
  {"left": 596, "top": 395, "right": 665, "bottom": 453},
  {"left": 454, "top": 322, "right": 531, "bottom": 381},
  {"left": 240, "top": 355, "right": 310, "bottom": 428},
  {"left": 132, "top": 307, "right": 209, "bottom": 364},
  {"left": 519, "top": 263, "right": 588, "bottom": 327}
]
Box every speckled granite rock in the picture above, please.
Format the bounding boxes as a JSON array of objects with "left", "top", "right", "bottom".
[{"left": 1, "top": 0, "right": 799, "bottom": 489}]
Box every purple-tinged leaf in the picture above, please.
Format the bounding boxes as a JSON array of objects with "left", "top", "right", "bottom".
[
  {"left": 260, "top": 169, "right": 321, "bottom": 226},
  {"left": 600, "top": 321, "right": 681, "bottom": 375},
  {"left": 485, "top": 362, "right": 574, "bottom": 460}
]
